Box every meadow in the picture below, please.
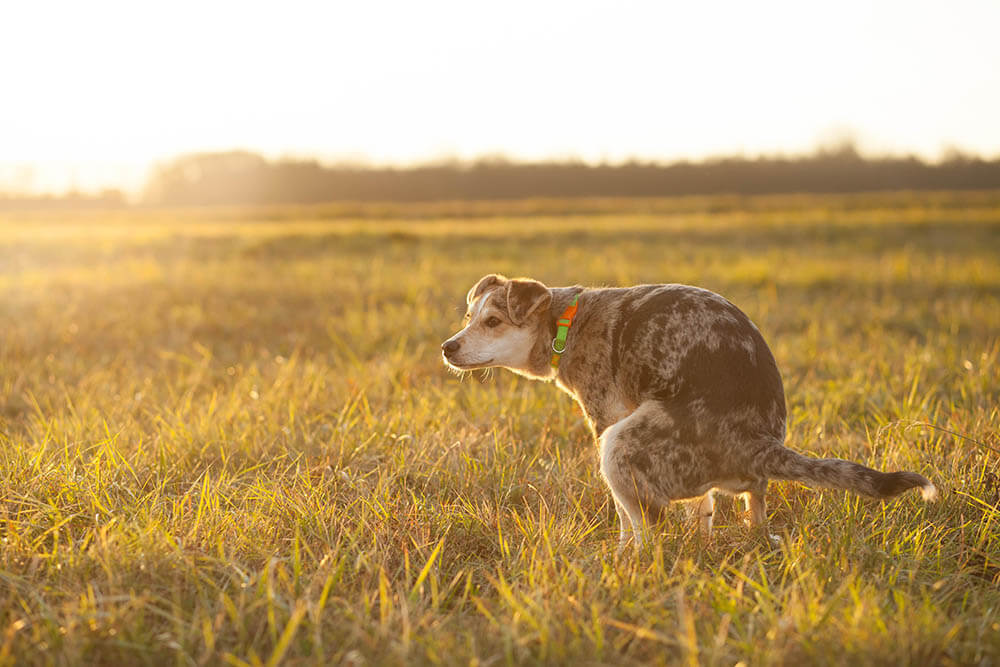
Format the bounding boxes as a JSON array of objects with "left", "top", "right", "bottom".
[{"left": 1, "top": 192, "right": 998, "bottom": 665}]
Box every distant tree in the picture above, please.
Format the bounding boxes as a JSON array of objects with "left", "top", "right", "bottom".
[{"left": 144, "top": 151, "right": 269, "bottom": 205}]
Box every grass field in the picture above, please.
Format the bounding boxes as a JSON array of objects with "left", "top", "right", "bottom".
[{"left": 1, "top": 192, "right": 999, "bottom": 665}]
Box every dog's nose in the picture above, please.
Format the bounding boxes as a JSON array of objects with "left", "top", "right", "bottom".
[{"left": 441, "top": 340, "right": 460, "bottom": 356}]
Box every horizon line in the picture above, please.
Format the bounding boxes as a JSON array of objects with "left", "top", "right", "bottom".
[{"left": 4, "top": 140, "right": 1000, "bottom": 199}]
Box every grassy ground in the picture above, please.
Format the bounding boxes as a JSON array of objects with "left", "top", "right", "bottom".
[{"left": 1, "top": 192, "right": 998, "bottom": 665}]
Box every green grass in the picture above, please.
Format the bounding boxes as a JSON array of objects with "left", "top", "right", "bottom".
[{"left": 1, "top": 192, "right": 998, "bottom": 665}]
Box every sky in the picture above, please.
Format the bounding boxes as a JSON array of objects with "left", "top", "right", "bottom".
[{"left": 2, "top": 0, "right": 1000, "bottom": 194}]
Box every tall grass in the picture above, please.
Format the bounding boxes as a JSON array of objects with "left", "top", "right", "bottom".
[{"left": 1, "top": 193, "right": 998, "bottom": 665}]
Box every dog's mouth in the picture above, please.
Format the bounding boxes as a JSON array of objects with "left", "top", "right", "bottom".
[{"left": 443, "top": 355, "right": 494, "bottom": 370}]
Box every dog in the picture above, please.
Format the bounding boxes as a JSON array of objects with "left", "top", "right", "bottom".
[{"left": 441, "top": 274, "right": 937, "bottom": 551}]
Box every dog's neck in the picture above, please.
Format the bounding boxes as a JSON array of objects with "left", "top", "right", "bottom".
[
  {"left": 516, "top": 286, "right": 585, "bottom": 381},
  {"left": 547, "top": 286, "right": 585, "bottom": 340}
]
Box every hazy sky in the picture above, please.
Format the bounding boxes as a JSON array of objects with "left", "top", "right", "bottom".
[{"left": 3, "top": 0, "right": 1000, "bottom": 193}]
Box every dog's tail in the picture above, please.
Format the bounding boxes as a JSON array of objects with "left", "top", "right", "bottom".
[{"left": 757, "top": 445, "right": 937, "bottom": 501}]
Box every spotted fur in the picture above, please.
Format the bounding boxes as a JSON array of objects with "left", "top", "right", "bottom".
[{"left": 442, "top": 275, "right": 937, "bottom": 551}]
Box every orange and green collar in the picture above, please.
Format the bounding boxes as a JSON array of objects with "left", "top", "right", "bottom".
[{"left": 550, "top": 294, "right": 580, "bottom": 369}]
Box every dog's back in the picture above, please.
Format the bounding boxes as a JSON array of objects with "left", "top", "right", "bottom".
[
  {"left": 567, "top": 284, "right": 933, "bottom": 491},
  {"left": 564, "top": 283, "right": 785, "bottom": 440}
]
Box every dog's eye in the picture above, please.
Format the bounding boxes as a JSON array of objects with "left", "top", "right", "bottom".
[{"left": 485, "top": 316, "right": 502, "bottom": 328}]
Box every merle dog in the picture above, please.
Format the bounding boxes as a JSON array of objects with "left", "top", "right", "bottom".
[{"left": 442, "top": 274, "right": 936, "bottom": 550}]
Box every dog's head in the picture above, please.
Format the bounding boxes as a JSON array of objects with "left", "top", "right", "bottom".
[{"left": 441, "top": 274, "right": 552, "bottom": 376}]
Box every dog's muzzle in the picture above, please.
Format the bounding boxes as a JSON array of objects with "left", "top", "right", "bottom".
[{"left": 441, "top": 339, "right": 461, "bottom": 358}]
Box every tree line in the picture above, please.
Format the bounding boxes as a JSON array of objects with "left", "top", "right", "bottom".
[
  {"left": 3, "top": 145, "right": 1000, "bottom": 209},
  {"left": 141, "top": 147, "right": 1000, "bottom": 205}
]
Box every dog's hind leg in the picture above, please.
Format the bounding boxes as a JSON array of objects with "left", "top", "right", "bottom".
[
  {"left": 611, "top": 497, "right": 637, "bottom": 550},
  {"left": 743, "top": 479, "right": 779, "bottom": 546},
  {"left": 599, "top": 401, "right": 694, "bottom": 553},
  {"left": 600, "top": 418, "right": 650, "bottom": 553},
  {"left": 744, "top": 480, "right": 766, "bottom": 527},
  {"left": 684, "top": 492, "right": 715, "bottom": 536}
]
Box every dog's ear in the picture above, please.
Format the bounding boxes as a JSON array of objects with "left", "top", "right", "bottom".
[
  {"left": 467, "top": 274, "right": 507, "bottom": 305},
  {"left": 506, "top": 279, "right": 551, "bottom": 325}
]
